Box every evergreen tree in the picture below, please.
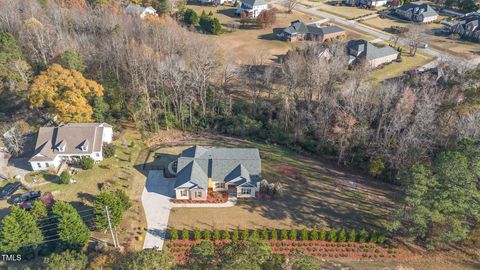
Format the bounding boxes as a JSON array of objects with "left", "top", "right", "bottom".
[
  {"left": 289, "top": 229, "right": 297, "bottom": 240},
  {"left": 182, "top": 229, "right": 189, "bottom": 240},
  {"left": 348, "top": 229, "right": 356, "bottom": 242},
  {"left": 328, "top": 229, "right": 337, "bottom": 242},
  {"left": 189, "top": 241, "right": 216, "bottom": 269},
  {"left": 213, "top": 229, "right": 221, "bottom": 241},
  {"left": 338, "top": 228, "right": 347, "bottom": 242},
  {"left": 301, "top": 228, "right": 309, "bottom": 241},
  {"left": 194, "top": 228, "right": 202, "bottom": 240},
  {"left": 369, "top": 231, "right": 378, "bottom": 243},
  {"left": 94, "top": 190, "right": 130, "bottom": 230},
  {"left": 242, "top": 229, "right": 249, "bottom": 240},
  {"left": 222, "top": 230, "right": 230, "bottom": 240},
  {"left": 319, "top": 228, "right": 327, "bottom": 241},
  {"left": 310, "top": 228, "right": 319, "bottom": 240},
  {"left": 117, "top": 249, "right": 174, "bottom": 270},
  {"left": 203, "top": 229, "right": 211, "bottom": 241},
  {"left": 261, "top": 228, "right": 269, "bottom": 240},
  {"left": 359, "top": 228, "right": 367, "bottom": 243},
  {"left": 52, "top": 202, "right": 90, "bottom": 250},
  {"left": 44, "top": 250, "right": 88, "bottom": 270},
  {"left": 170, "top": 229, "right": 178, "bottom": 240},
  {"left": 251, "top": 229, "right": 259, "bottom": 240},
  {"left": 59, "top": 171, "right": 70, "bottom": 184},
  {"left": 54, "top": 50, "right": 85, "bottom": 72},
  {"left": 183, "top": 9, "right": 199, "bottom": 25},
  {"left": 232, "top": 229, "right": 239, "bottom": 241},
  {"left": 0, "top": 206, "right": 43, "bottom": 253},
  {"left": 30, "top": 200, "right": 48, "bottom": 221},
  {"left": 271, "top": 229, "right": 278, "bottom": 240}
]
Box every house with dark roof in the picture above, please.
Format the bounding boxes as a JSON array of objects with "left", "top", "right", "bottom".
[
  {"left": 279, "top": 20, "right": 346, "bottom": 42},
  {"left": 174, "top": 146, "right": 261, "bottom": 200},
  {"left": 394, "top": 2, "right": 438, "bottom": 23},
  {"left": 451, "top": 12, "right": 480, "bottom": 42},
  {"left": 347, "top": 40, "right": 399, "bottom": 67},
  {"left": 236, "top": 0, "right": 268, "bottom": 18},
  {"left": 29, "top": 123, "right": 113, "bottom": 171}
]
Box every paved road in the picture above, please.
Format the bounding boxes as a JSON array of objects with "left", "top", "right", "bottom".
[
  {"left": 272, "top": 0, "right": 480, "bottom": 67},
  {"left": 141, "top": 170, "right": 175, "bottom": 250}
]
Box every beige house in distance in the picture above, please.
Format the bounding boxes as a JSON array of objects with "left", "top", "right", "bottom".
[
  {"left": 173, "top": 146, "right": 261, "bottom": 200},
  {"left": 29, "top": 123, "right": 113, "bottom": 171}
]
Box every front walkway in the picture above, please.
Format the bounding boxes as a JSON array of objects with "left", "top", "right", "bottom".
[{"left": 141, "top": 170, "right": 237, "bottom": 250}]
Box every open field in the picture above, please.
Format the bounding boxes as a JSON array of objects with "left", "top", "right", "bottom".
[
  {"left": 165, "top": 133, "right": 400, "bottom": 230},
  {"left": 317, "top": 3, "right": 383, "bottom": 20}
]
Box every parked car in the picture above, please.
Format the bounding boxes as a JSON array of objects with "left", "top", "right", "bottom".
[
  {"left": 419, "top": 42, "right": 429, "bottom": 48},
  {"left": 12, "top": 191, "right": 41, "bottom": 205},
  {"left": 0, "top": 182, "right": 22, "bottom": 200}
]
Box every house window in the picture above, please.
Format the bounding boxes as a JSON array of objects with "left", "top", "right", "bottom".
[
  {"left": 96, "top": 153, "right": 100, "bottom": 157},
  {"left": 241, "top": 188, "right": 251, "bottom": 195},
  {"left": 195, "top": 191, "right": 202, "bottom": 198},
  {"left": 215, "top": 183, "right": 225, "bottom": 189},
  {"left": 180, "top": 190, "right": 188, "bottom": 197},
  {"left": 37, "top": 163, "right": 42, "bottom": 168}
]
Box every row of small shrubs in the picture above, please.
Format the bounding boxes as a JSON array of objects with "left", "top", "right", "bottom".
[{"left": 169, "top": 228, "right": 387, "bottom": 244}]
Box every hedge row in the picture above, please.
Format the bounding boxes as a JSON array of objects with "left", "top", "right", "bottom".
[{"left": 169, "top": 228, "right": 387, "bottom": 244}]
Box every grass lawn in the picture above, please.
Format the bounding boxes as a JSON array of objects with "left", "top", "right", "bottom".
[
  {"left": 187, "top": 3, "right": 325, "bottom": 63},
  {"left": 369, "top": 50, "right": 434, "bottom": 81},
  {"left": 317, "top": 3, "right": 382, "bottom": 20},
  {"left": 166, "top": 133, "right": 400, "bottom": 231}
]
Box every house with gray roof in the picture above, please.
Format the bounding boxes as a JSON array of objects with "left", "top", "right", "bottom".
[
  {"left": 29, "top": 123, "right": 113, "bottom": 171},
  {"left": 347, "top": 40, "right": 399, "bottom": 67},
  {"left": 279, "top": 20, "right": 346, "bottom": 42},
  {"left": 451, "top": 12, "right": 480, "bottom": 42},
  {"left": 394, "top": 2, "right": 438, "bottom": 23},
  {"left": 124, "top": 4, "right": 157, "bottom": 19},
  {"left": 236, "top": 0, "right": 268, "bottom": 18},
  {"left": 174, "top": 145, "right": 261, "bottom": 200}
]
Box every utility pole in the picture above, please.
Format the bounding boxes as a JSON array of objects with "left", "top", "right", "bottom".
[{"left": 105, "top": 206, "right": 118, "bottom": 248}]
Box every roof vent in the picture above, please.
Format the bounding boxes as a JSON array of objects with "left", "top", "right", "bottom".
[
  {"left": 57, "top": 140, "right": 66, "bottom": 152},
  {"left": 80, "top": 139, "right": 89, "bottom": 152}
]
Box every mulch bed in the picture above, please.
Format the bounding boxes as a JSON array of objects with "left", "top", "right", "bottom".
[
  {"left": 172, "top": 189, "right": 228, "bottom": 204},
  {"left": 165, "top": 240, "right": 413, "bottom": 263}
]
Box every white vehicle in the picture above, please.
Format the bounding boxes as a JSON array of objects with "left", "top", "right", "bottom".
[{"left": 419, "top": 42, "right": 429, "bottom": 48}]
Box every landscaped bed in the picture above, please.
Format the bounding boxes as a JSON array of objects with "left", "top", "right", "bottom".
[{"left": 173, "top": 189, "right": 228, "bottom": 204}]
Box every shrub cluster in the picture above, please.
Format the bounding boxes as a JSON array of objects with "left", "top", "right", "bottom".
[
  {"left": 170, "top": 228, "right": 387, "bottom": 244},
  {"left": 259, "top": 179, "right": 284, "bottom": 198}
]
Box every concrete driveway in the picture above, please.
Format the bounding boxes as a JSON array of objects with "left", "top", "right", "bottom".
[{"left": 141, "top": 170, "right": 175, "bottom": 250}]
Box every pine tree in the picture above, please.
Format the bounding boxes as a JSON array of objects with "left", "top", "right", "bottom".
[
  {"left": 359, "top": 229, "right": 367, "bottom": 243},
  {"left": 261, "top": 228, "right": 269, "bottom": 240},
  {"left": 310, "top": 228, "right": 318, "bottom": 240},
  {"left": 94, "top": 190, "right": 128, "bottom": 230},
  {"left": 242, "top": 229, "right": 249, "bottom": 240},
  {"left": 300, "top": 228, "right": 308, "bottom": 241},
  {"left": 348, "top": 229, "right": 356, "bottom": 242},
  {"left": 369, "top": 231, "right": 378, "bottom": 243},
  {"left": 171, "top": 229, "right": 178, "bottom": 240},
  {"left": 289, "top": 229, "right": 297, "bottom": 240},
  {"left": 222, "top": 230, "right": 230, "bottom": 240},
  {"left": 203, "top": 229, "right": 211, "bottom": 241},
  {"left": 281, "top": 229, "right": 288, "bottom": 240},
  {"left": 251, "top": 229, "right": 259, "bottom": 240},
  {"left": 232, "top": 229, "right": 239, "bottom": 241},
  {"left": 328, "top": 229, "right": 337, "bottom": 242},
  {"left": 319, "top": 228, "right": 327, "bottom": 241},
  {"left": 271, "top": 229, "right": 278, "bottom": 240},
  {"left": 0, "top": 206, "right": 44, "bottom": 253},
  {"left": 52, "top": 202, "right": 89, "bottom": 250},
  {"left": 338, "top": 228, "right": 347, "bottom": 242},
  {"left": 194, "top": 228, "right": 202, "bottom": 240},
  {"left": 182, "top": 229, "right": 190, "bottom": 240},
  {"left": 213, "top": 229, "right": 221, "bottom": 241},
  {"left": 30, "top": 200, "right": 48, "bottom": 221}
]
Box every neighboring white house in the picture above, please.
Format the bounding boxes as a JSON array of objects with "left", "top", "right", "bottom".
[
  {"left": 236, "top": 0, "right": 269, "bottom": 18},
  {"left": 124, "top": 4, "right": 158, "bottom": 19},
  {"left": 344, "top": 0, "right": 387, "bottom": 8},
  {"left": 29, "top": 123, "right": 113, "bottom": 171}
]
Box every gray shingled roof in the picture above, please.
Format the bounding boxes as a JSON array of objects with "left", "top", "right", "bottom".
[
  {"left": 347, "top": 40, "right": 398, "bottom": 61},
  {"left": 30, "top": 123, "right": 111, "bottom": 162},
  {"left": 284, "top": 20, "right": 309, "bottom": 35},
  {"left": 396, "top": 1, "right": 438, "bottom": 17},
  {"left": 242, "top": 0, "right": 267, "bottom": 7},
  {"left": 283, "top": 20, "right": 345, "bottom": 36},
  {"left": 175, "top": 146, "right": 261, "bottom": 190}
]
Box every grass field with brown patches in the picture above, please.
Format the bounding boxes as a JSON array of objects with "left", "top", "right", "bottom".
[{"left": 164, "top": 133, "right": 399, "bottom": 230}]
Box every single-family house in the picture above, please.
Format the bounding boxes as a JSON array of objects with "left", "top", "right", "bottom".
[
  {"left": 394, "top": 2, "right": 438, "bottom": 23},
  {"left": 450, "top": 12, "right": 480, "bottom": 42},
  {"left": 124, "top": 4, "right": 158, "bottom": 19},
  {"left": 236, "top": 0, "right": 269, "bottom": 18},
  {"left": 347, "top": 39, "right": 399, "bottom": 67},
  {"left": 174, "top": 146, "right": 261, "bottom": 200},
  {"left": 279, "top": 20, "right": 346, "bottom": 42},
  {"left": 29, "top": 123, "right": 113, "bottom": 171},
  {"left": 344, "top": 0, "right": 387, "bottom": 8}
]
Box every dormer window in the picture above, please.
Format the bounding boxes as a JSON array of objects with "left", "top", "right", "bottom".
[
  {"left": 80, "top": 139, "right": 89, "bottom": 152},
  {"left": 57, "top": 140, "right": 66, "bottom": 152}
]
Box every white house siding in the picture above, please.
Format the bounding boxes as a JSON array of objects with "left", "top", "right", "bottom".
[
  {"left": 422, "top": 15, "right": 438, "bottom": 23},
  {"left": 369, "top": 53, "right": 398, "bottom": 68},
  {"left": 370, "top": 0, "right": 386, "bottom": 7},
  {"left": 175, "top": 189, "right": 190, "bottom": 200}
]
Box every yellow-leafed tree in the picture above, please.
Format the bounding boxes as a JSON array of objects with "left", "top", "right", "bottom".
[{"left": 29, "top": 64, "right": 103, "bottom": 123}]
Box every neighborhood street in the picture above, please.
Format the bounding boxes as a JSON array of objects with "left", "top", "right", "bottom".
[{"left": 272, "top": 0, "right": 480, "bottom": 68}]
